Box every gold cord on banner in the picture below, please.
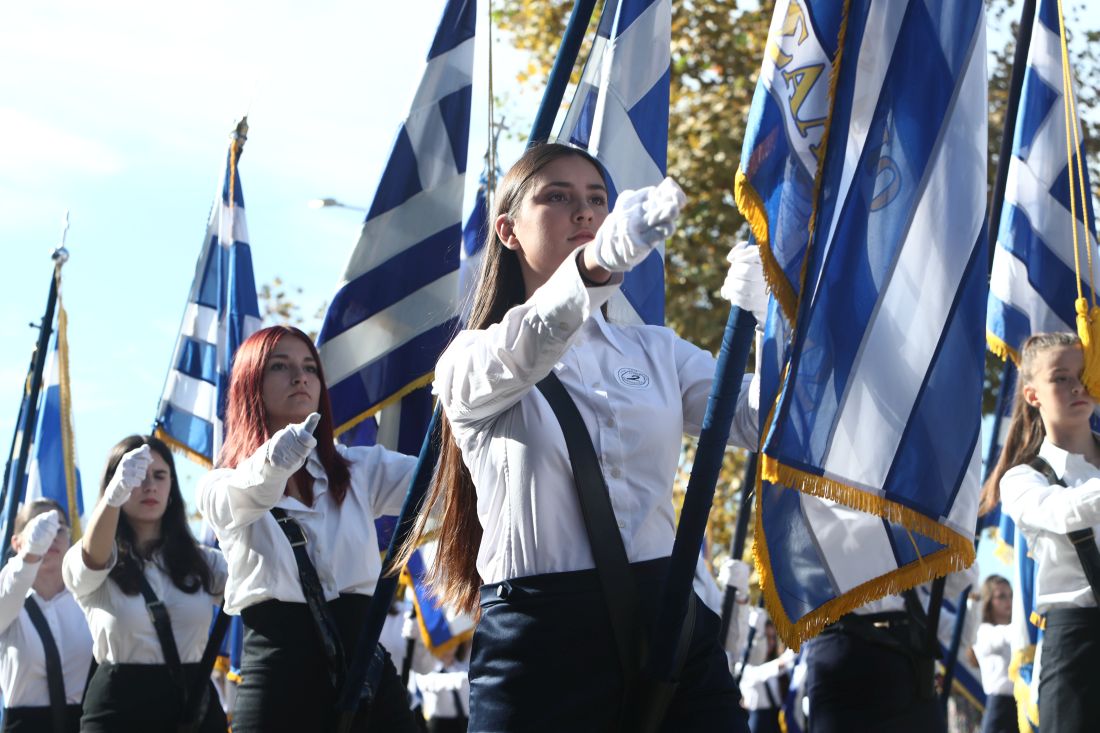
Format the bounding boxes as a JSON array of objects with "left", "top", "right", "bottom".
[{"left": 1055, "top": 1, "right": 1100, "bottom": 397}]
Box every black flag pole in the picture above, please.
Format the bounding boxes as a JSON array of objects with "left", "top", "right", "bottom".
[
  {"left": 335, "top": 4, "right": 600, "bottom": 729},
  {"left": 718, "top": 451, "right": 757, "bottom": 646},
  {"left": 1, "top": 222, "right": 71, "bottom": 553},
  {"left": 634, "top": 306, "right": 757, "bottom": 729}
]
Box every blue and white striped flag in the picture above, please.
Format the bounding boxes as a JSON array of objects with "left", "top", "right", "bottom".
[
  {"left": 753, "top": 1, "right": 986, "bottom": 647},
  {"left": 154, "top": 121, "right": 261, "bottom": 467},
  {"left": 318, "top": 0, "right": 476, "bottom": 437},
  {"left": 735, "top": 0, "right": 840, "bottom": 324},
  {"left": 987, "top": 0, "right": 1098, "bottom": 363},
  {"left": 557, "top": 0, "right": 670, "bottom": 325},
  {"left": 24, "top": 285, "right": 83, "bottom": 538}
]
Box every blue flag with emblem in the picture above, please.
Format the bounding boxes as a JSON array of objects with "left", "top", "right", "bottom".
[
  {"left": 557, "top": 0, "right": 670, "bottom": 326},
  {"left": 154, "top": 120, "right": 261, "bottom": 466},
  {"left": 317, "top": 0, "right": 475, "bottom": 438},
  {"left": 23, "top": 283, "right": 83, "bottom": 538},
  {"left": 751, "top": 1, "right": 986, "bottom": 647},
  {"left": 734, "top": 0, "right": 840, "bottom": 326}
]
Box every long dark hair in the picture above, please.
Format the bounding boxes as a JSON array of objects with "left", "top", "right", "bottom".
[
  {"left": 217, "top": 325, "right": 350, "bottom": 506},
  {"left": 102, "top": 435, "right": 215, "bottom": 596},
  {"left": 396, "top": 143, "right": 606, "bottom": 615},
  {"left": 980, "top": 331, "right": 1082, "bottom": 514}
]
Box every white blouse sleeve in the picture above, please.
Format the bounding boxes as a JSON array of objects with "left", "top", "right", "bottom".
[
  {"left": 340, "top": 444, "right": 419, "bottom": 517},
  {"left": 197, "top": 442, "right": 296, "bottom": 534},
  {"left": 1001, "top": 463, "right": 1100, "bottom": 535},
  {"left": 62, "top": 542, "right": 117, "bottom": 601},
  {"left": 202, "top": 547, "right": 229, "bottom": 599},
  {"left": 675, "top": 330, "right": 761, "bottom": 451},
  {"left": 434, "top": 248, "right": 621, "bottom": 431},
  {"left": 0, "top": 555, "right": 38, "bottom": 633}
]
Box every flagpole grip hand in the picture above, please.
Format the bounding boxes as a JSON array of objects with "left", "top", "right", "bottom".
[
  {"left": 590, "top": 177, "right": 686, "bottom": 273},
  {"left": 721, "top": 241, "right": 768, "bottom": 326},
  {"left": 105, "top": 445, "right": 153, "bottom": 508},
  {"left": 19, "top": 510, "right": 61, "bottom": 560},
  {"left": 265, "top": 412, "right": 320, "bottom": 471}
]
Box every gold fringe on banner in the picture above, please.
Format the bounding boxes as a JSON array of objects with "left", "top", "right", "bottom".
[
  {"left": 332, "top": 371, "right": 436, "bottom": 438},
  {"left": 987, "top": 329, "right": 1020, "bottom": 365}
]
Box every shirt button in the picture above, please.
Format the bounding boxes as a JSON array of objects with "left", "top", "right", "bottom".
[
  {"left": 606, "top": 418, "right": 614, "bottom": 428},
  {"left": 593, "top": 381, "right": 601, "bottom": 388},
  {"left": 611, "top": 467, "right": 622, "bottom": 479},
  {"left": 617, "top": 520, "right": 626, "bottom": 529},
  {"left": 558, "top": 322, "right": 569, "bottom": 330}
]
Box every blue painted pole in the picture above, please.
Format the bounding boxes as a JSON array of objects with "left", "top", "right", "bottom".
[{"left": 526, "top": 0, "right": 599, "bottom": 147}]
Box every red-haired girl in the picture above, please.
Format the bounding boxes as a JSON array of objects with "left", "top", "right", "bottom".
[{"left": 198, "top": 325, "right": 419, "bottom": 732}]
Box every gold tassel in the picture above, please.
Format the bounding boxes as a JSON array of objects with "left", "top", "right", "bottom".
[{"left": 1076, "top": 297, "right": 1100, "bottom": 399}]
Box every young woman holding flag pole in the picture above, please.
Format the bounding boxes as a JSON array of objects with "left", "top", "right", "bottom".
[
  {"left": 400, "top": 142, "right": 768, "bottom": 732},
  {"left": 0, "top": 501, "right": 91, "bottom": 733},
  {"left": 63, "top": 436, "right": 228, "bottom": 732},
  {"left": 197, "top": 325, "right": 421, "bottom": 733}
]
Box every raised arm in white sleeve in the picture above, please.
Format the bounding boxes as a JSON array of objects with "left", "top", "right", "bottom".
[{"left": 1001, "top": 464, "right": 1100, "bottom": 535}]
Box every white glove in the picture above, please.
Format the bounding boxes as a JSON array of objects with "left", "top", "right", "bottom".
[
  {"left": 401, "top": 611, "right": 419, "bottom": 641},
  {"left": 20, "top": 510, "right": 61, "bottom": 557},
  {"left": 590, "top": 177, "right": 687, "bottom": 273},
  {"left": 719, "top": 557, "right": 752, "bottom": 595},
  {"left": 266, "top": 412, "right": 320, "bottom": 471},
  {"left": 105, "top": 445, "right": 153, "bottom": 507},
  {"left": 720, "top": 240, "right": 768, "bottom": 326}
]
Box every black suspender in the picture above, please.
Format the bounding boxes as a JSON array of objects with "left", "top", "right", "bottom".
[
  {"left": 23, "top": 596, "right": 67, "bottom": 733},
  {"left": 535, "top": 373, "right": 641, "bottom": 681},
  {"left": 135, "top": 566, "right": 230, "bottom": 732},
  {"left": 1029, "top": 457, "right": 1100, "bottom": 607},
  {"left": 269, "top": 507, "right": 347, "bottom": 690}
]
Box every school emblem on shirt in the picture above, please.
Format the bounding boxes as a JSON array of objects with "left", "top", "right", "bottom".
[{"left": 616, "top": 367, "right": 651, "bottom": 389}]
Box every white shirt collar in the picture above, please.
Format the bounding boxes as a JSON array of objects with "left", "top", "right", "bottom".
[
  {"left": 1038, "top": 435, "right": 1100, "bottom": 480},
  {"left": 589, "top": 307, "right": 628, "bottom": 357}
]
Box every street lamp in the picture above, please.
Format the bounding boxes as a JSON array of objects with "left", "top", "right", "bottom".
[{"left": 307, "top": 197, "right": 368, "bottom": 213}]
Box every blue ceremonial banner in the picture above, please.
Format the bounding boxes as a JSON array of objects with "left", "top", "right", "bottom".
[
  {"left": 154, "top": 122, "right": 260, "bottom": 466},
  {"left": 753, "top": 1, "right": 986, "bottom": 647},
  {"left": 317, "top": 0, "right": 476, "bottom": 436},
  {"left": 24, "top": 287, "right": 83, "bottom": 538},
  {"left": 557, "top": 0, "right": 670, "bottom": 325},
  {"left": 987, "top": 0, "right": 1098, "bottom": 363},
  {"left": 735, "top": 0, "right": 840, "bottom": 324}
]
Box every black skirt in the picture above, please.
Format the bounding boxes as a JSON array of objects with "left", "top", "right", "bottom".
[
  {"left": 232, "top": 594, "right": 418, "bottom": 733},
  {"left": 469, "top": 558, "right": 746, "bottom": 733},
  {"left": 1038, "top": 606, "right": 1100, "bottom": 733},
  {"left": 1, "top": 704, "right": 81, "bottom": 733},
  {"left": 80, "top": 662, "right": 227, "bottom": 733},
  {"left": 980, "top": 693, "right": 1016, "bottom": 733}
]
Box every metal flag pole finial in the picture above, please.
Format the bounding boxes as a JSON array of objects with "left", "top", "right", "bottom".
[{"left": 52, "top": 210, "right": 70, "bottom": 267}]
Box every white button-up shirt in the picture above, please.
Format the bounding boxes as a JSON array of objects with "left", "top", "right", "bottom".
[
  {"left": 434, "top": 250, "right": 760, "bottom": 588},
  {"left": 1001, "top": 438, "right": 1100, "bottom": 612},
  {"left": 63, "top": 544, "right": 227, "bottom": 665},
  {"left": 198, "top": 443, "right": 417, "bottom": 615},
  {"left": 0, "top": 555, "right": 92, "bottom": 706},
  {"left": 973, "top": 622, "right": 1013, "bottom": 696}
]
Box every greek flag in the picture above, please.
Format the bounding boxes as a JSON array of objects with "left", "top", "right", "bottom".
[
  {"left": 154, "top": 122, "right": 260, "bottom": 466},
  {"left": 557, "top": 0, "right": 670, "bottom": 325},
  {"left": 1008, "top": 533, "right": 1041, "bottom": 732},
  {"left": 317, "top": 0, "right": 476, "bottom": 437},
  {"left": 987, "top": 0, "right": 1098, "bottom": 363},
  {"left": 753, "top": 1, "right": 986, "bottom": 647},
  {"left": 735, "top": 0, "right": 841, "bottom": 323},
  {"left": 458, "top": 168, "right": 492, "bottom": 317},
  {"left": 24, "top": 290, "right": 83, "bottom": 538}
]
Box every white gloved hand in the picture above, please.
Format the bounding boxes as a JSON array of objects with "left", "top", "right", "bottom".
[
  {"left": 105, "top": 445, "right": 153, "bottom": 507},
  {"left": 721, "top": 240, "right": 769, "bottom": 326},
  {"left": 718, "top": 558, "right": 752, "bottom": 595},
  {"left": 590, "top": 177, "right": 687, "bottom": 273},
  {"left": 401, "top": 611, "right": 419, "bottom": 641},
  {"left": 266, "top": 413, "right": 321, "bottom": 471},
  {"left": 21, "top": 510, "right": 61, "bottom": 557}
]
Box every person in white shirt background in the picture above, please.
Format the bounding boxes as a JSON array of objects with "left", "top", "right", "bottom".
[
  {"left": 738, "top": 614, "right": 795, "bottom": 733},
  {"left": 967, "top": 574, "right": 1014, "bottom": 733},
  {"left": 983, "top": 331, "right": 1100, "bottom": 733},
  {"left": 413, "top": 640, "right": 470, "bottom": 733},
  {"left": 399, "top": 142, "right": 767, "bottom": 732},
  {"left": 63, "top": 435, "right": 228, "bottom": 732},
  {"left": 198, "top": 325, "right": 420, "bottom": 733},
  {"left": 0, "top": 500, "right": 92, "bottom": 733}
]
